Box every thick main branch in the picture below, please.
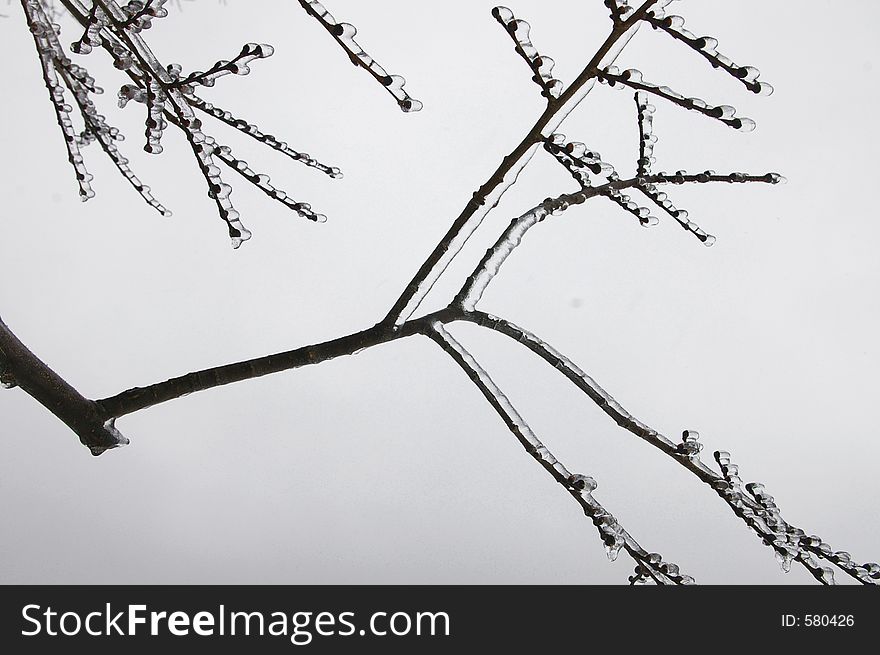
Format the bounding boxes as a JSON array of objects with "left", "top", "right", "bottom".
[{"left": 0, "top": 316, "right": 126, "bottom": 455}]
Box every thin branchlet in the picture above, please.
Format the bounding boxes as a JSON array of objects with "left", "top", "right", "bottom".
[
  {"left": 492, "top": 6, "right": 564, "bottom": 101},
  {"left": 296, "top": 0, "right": 422, "bottom": 113},
  {"left": 596, "top": 66, "right": 757, "bottom": 132},
  {"left": 427, "top": 321, "right": 691, "bottom": 584},
  {"left": 36, "top": 0, "right": 339, "bottom": 246}
]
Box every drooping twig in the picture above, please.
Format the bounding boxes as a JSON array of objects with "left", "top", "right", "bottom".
[
  {"left": 645, "top": 10, "right": 774, "bottom": 96},
  {"left": 597, "top": 66, "right": 756, "bottom": 132},
  {"left": 42, "top": 0, "right": 339, "bottom": 245},
  {"left": 458, "top": 311, "right": 878, "bottom": 584},
  {"left": 296, "top": 0, "right": 422, "bottom": 113},
  {"left": 184, "top": 94, "right": 342, "bottom": 178},
  {"left": 426, "top": 321, "right": 692, "bottom": 584},
  {"left": 491, "top": 6, "right": 564, "bottom": 101},
  {"left": 635, "top": 91, "right": 655, "bottom": 177}
]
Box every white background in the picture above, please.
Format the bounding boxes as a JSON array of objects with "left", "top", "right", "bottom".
[{"left": 1, "top": 0, "right": 878, "bottom": 584}]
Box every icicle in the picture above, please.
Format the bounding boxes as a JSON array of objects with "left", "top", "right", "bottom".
[{"left": 677, "top": 429, "right": 703, "bottom": 457}]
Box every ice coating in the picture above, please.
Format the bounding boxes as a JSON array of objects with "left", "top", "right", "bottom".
[
  {"left": 638, "top": 183, "right": 714, "bottom": 245},
  {"left": 24, "top": 0, "right": 339, "bottom": 245},
  {"left": 604, "top": 0, "right": 635, "bottom": 23},
  {"left": 710, "top": 450, "right": 877, "bottom": 584},
  {"left": 70, "top": 1, "right": 110, "bottom": 55},
  {"left": 297, "top": 0, "right": 422, "bottom": 112},
  {"left": 545, "top": 133, "right": 659, "bottom": 227},
  {"left": 456, "top": 208, "right": 546, "bottom": 311},
  {"left": 186, "top": 95, "right": 342, "bottom": 178},
  {"left": 213, "top": 143, "right": 327, "bottom": 223},
  {"left": 428, "top": 322, "right": 572, "bottom": 480},
  {"left": 120, "top": 0, "right": 169, "bottom": 32},
  {"left": 87, "top": 418, "right": 130, "bottom": 456},
  {"left": 462, "top": 310, "right": 871, "bottom": 584},
  {"left": 61, "top": 55, "right": 171, "bottom": 214},
  {"left": 23, "top": 2, "right": 95, "bottom": 202},
  {"left": 598, "top": 67, "right": 756, "bottom": 131},
  {"left": 385, "top": 9, "right": 649, "bottom": 326},
  {"left": 492, "top": 6, "right": 564, "bottom": 100},
  {"left": 677, "top": 429, "right": 703, "bottom": 457},
  {"left": 646, "top": 12, "right": 774, "bottom": 96},
  {"left": 635, "top": 91, "right": 656, "bottom": 176},
  {"left": 171, "top": 43, "right": 275, "bottom": 89},
  {"left": 429, "top": 321, "right": 690, "bottom": 584},
  {"left": 144, "top": 78, "right": 166, "bottom": 154}
]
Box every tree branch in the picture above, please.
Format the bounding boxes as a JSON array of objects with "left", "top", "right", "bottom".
[
  {"left": 454, "top": 172, "right": 782, "bottom": 311},
  {"left": 425, "top": 320, "right": 692, "bottom": 584},
  {"left": 0, "top": 316, "right": 127, "bottom": 455},
  {"left": 457, "top": 310, "right": 878, "bottom": 584},
  {"left": 381, "top": 1, "right": 660, "bottom": 328}
]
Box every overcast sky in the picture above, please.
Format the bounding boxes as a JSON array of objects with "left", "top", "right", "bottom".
[{"left": 0, "top": 0, "right": 878, "bottom": 584}]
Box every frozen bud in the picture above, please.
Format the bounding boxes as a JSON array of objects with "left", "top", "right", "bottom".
[{"left": 569, "top": 474, "right": 597, "bottom": 492}]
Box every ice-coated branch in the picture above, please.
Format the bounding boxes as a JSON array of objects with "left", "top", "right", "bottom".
[
  {"left": 171, "top": 42, "right": 275, "bottom": 89},
  {"left": 455, "top": 171, "right": 782, "bottom": 311},
  {"left": 426, "top": 321, "right": 692, "bottom": 584},
  {"left": 383, "top": 2, "right": 658, "bottom": 327},
  {"left": 635, "top": 91, "right": 655, "bottom": 176},
  {"left": 597, "top": 66, "right": 756, "bottom": 132},
  {"left": 459, "top": 311, "right": 878, "bottom": 584},
  {"left": 491, "top": 6, "right": 564, "bottom": 101},
  {"left": 645, "top": 11, "right": 774, "bottom": 96},
  {"left": 22, "top": 0, "right": 95, "bottom": 201},
  {"left": 50, "top": 0, "right": 339, "bottom": 246},
  {"left": 58, "top": 64, "right": 171, "bottom": 214},
  {"left": 212, "top": 141, "right": 326, "bottom": 223},
  {"left": 296, "top": 0, "right": 422, "bottom": 113},
  {"left": 119, "top": 0, "right": 168, "bottom": 32},
  {"left": 605, "top": 0, "right": 635, "bottom": 25},
  {"left": 630, "top": 91, "right": 714, "bottom": 244},
  {"left": 547, "top": 142, "right": 661, "bottom": 228},
  {"left": 184, "top": 94, "right": 342, "bottom": 178},
  {"left": 714, "top": 451, "right": 879, "bottom": 585}
]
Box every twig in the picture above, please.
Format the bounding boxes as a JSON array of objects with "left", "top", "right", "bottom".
[
  {"left": 426, "top": 321, "right": 692, "bottom": 584},
  {"left": 296, "top": 0, "right": 422, "bottom": 112},
  {"left": 382, "top": 1, "right": 661, "bottom": 328}
]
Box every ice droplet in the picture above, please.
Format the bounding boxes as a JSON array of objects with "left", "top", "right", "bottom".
[
  {"left": 569, "top": 474, "right": 597, "bottom": 492},
  {"left": 774, "top": 549, "right": 793, "bottom": 573},
  {"left": 605, "top": 539, "right": 624, "bottom": 562}
]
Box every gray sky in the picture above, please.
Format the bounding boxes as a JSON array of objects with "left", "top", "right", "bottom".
[{"left": 1, "top": 0, "right": 878, "bottom": 584}]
